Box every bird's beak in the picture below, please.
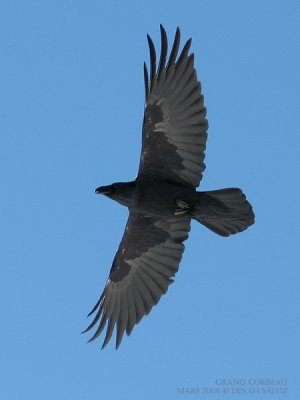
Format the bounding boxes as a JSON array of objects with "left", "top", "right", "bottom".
[{"left": 95, "top": 185, "right": 111, "bottom": 195}]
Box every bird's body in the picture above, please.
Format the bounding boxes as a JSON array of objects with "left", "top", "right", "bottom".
[
  {"left": 106, "top": 179, "right": 196, "bottom": 217},
  {"left": 83, "top": 26, "right": 255, "bottom": 349}
]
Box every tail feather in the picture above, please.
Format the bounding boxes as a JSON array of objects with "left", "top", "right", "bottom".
[{"left": 192, "top": 188, "right": 255, "bottom": 237}]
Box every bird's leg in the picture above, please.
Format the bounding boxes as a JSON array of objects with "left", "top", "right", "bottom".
[{"left": 174, "top": 199, "right": 190, "bottom": 215}]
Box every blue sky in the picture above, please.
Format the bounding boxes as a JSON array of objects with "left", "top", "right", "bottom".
[{"left": 1, "top": 0, "right": 299, "bottom": 399}]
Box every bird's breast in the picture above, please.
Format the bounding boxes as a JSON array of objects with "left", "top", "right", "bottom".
[{"left": 133, "top": 180, "right": 196, "bottom": 217}]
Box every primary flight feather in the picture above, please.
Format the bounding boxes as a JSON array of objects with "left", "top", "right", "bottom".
[{"left": 83, "top": 25, "right": 255, "bottom": 349}]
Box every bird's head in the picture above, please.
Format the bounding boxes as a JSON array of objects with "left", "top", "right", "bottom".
[{"left": 95, "top": 181, "right": 135, "bottom": 207}]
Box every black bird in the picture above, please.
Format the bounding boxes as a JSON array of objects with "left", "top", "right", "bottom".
[{"left": 83, "top": 25, "right": 255, "bottom": 349}]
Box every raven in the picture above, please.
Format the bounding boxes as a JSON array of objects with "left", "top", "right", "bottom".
[{"left": 83, "top": 25, "right": 255, "bottom": 349}]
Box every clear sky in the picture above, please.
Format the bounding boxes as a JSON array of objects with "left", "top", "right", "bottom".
[{"left": 1, "top": 1, "right": 299, "bottom": 399}]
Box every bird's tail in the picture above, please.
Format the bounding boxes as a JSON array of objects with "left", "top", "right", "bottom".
[{"left": 192, "top": 188, "right": 255, "bottom": 237}]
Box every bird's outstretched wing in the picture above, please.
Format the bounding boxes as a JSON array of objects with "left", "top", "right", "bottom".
[
  {"left": 83, "top": 212, "right": 191, "bottom": 349},
  {"left": 137, "top": 25, "right": 208, "bottom": 188}
]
